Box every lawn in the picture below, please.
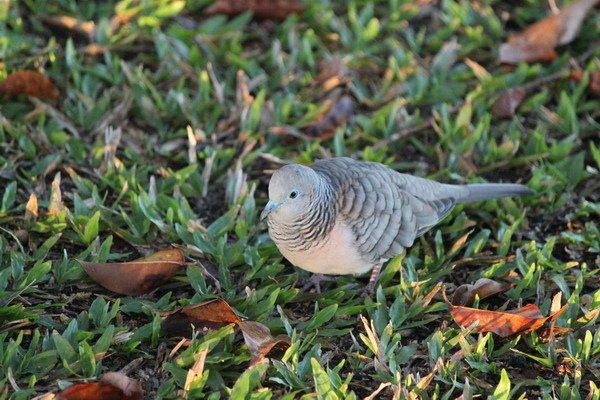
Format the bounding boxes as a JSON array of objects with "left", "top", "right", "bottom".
[{"left": 0, "top": 0, "right": 599, "bottom": 399}]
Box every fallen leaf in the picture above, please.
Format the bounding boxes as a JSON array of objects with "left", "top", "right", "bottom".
[
  {"left": 47, "top": 172, "right": 66, "bottom": 216},
  {"left": 79, "top": 248, "right": 187, "bottom": 295},
  {"left": 184, "top": 348, "right": 208, "bottom": 393},
  {"left": 238, "top": 321, "right": 291, "bottom": 366},
  {"left": 162, "top": 299, "right": 290, "bottom": 366},
  {"left": 452, "top": 278, "right": 514, "bottom": 306},
  {"left": 499, "top": 0, "right": 597, "bottom": 64},
  {"left": 57, "top": 372, "right": 143, "bottom": 400},
  {"left": 162, "top": 298, "right": 241, "bottom": 337},
  {"left": 0, "top": 71, "right": 59, "bottom": 100},
  {"left": 204, "top": 0, "right": 303, "bottom": 21},
  {"left": 304, "top": 96, "right": 353, "bottom": 140},
  {"left": 448, "top": 295, "right": 568, "bottom": 337},
  {"left": 25, "top": 193, "right": 39, "bottom": 221},
  {"left": 491, "top": 87, "right": 527, "bottom": 119},
  {"left": 538, "top": 326, "right": 572, "bottom": 342}
]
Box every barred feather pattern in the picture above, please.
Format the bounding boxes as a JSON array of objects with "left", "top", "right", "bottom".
[
  {"left": 311, "top": 158, "right": 458, "bottom": 263},
  {"left": 266, "top": 157, "right": 532, "bottom": 268},
  {"left": 267, "top": 181, "right": 337, "bottom": 252}
]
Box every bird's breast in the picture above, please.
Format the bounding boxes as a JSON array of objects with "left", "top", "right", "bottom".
[{"left": 272, "top": 219, "right": 373, "bottom": 276}]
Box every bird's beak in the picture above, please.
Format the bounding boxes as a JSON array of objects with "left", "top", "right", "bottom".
[{"left": 260, "top": 200, "right": 279, "bottom": 221}]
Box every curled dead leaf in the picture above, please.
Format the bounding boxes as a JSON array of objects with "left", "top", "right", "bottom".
[
  {"left": 446, "top": 291, "right": 568, "bottom": 337},
  {"left": 491, "top": 87, "right": 527, "bottom": 119},
  {"left": 238, "top": 321, "right": 291, "bottom": 366},
  {"left": 304, "top": 96, "right": 353, "bottom": 140},
  {"left": 0, "top": 71, "right": 59, "bottom": 100},
  {"left": 79, "top": 248, "right": 187, "bottom": 296},
  {"left": 204, "top": 0, "right": 303, "bottom": 21},
  {"left": 57, "top": 372, "right": 143, "bottom": 400},
  {"left": 499, "top": 0, "right": 597, "bottom": 64},
  {"left": 451, "top": 278, "right": 514, "bottom": 306},
  {"left": 25, "top": 193, "right": 39, "bottom": 222},
  {"left": 162, "top": 298, "right": 241, "bottom": 337},
  {"left": 162, "top": 299, "right": 290, "bottom": 366}
]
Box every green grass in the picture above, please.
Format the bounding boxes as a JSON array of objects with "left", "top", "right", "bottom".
[{"left": 1, "top": 0, "right": 599, "bottom": 398}]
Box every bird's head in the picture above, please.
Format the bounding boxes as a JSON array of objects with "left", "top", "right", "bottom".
[{"left": 260, "top": 164, "right": 320, "bottom": 222}]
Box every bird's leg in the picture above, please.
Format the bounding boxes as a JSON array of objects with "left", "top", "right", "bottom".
[
  {"left": 301, "top": 274, "right": 336, "bottom": 293},
  {"left": 362, "top": 263, "right": 383, "bottom": 296}
]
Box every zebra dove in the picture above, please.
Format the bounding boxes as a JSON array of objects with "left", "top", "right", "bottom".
[{"left": 261, "top": 157, "right": 532, "bottom": 293}]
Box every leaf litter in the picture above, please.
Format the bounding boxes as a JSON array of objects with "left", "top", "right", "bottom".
[
  {"left": 451, "top": 278, "right": 514, "bottom": 307},
  {"left": 0, "top": 71, "right": 60, "bottom": 100},
  {"left": 203, "top": 0, "right": 303, "bottom": 21},
  {"left": 49, "top": 372, "right": 143, "bottom": 400},
  {"left": 78, "top": 248, "right": 188, "bottom": 296},
  {"left": 446, "top": 292, "right": 569, "bottom": 337},
  {"left": 499, "top": 0, "right": 597, "bottom": 64},
  {"left": 162, "top": 298, "right": 291, "bottom": 366}
]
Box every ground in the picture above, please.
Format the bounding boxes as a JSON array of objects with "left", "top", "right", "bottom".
[{"left": 0, "top": 1, "right": 599, "bottom": 399}]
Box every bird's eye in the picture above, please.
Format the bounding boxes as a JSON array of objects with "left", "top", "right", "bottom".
[{"left": 289, "top": 191, "right": 298, "bottom": 199}]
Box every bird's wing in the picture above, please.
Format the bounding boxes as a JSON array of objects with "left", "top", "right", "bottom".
[{"left": 311, "top": 158, "right": 457, "bottom": 262}]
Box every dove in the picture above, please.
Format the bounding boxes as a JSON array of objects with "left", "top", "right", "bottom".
[{"left": 261, "top": 157, "right": 533, "bottom": 293}]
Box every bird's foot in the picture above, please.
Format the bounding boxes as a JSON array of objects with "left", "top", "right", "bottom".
[
  {"left": 361, "top": 263, "right": 383, "bottom": 297},
  {"left": 301, "top": 274, "right": 336, "bottom": 293}
]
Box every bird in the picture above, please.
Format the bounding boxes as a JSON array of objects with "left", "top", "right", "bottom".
[{"left": 260, "top": 157, "right": 533, "bottom": 294}]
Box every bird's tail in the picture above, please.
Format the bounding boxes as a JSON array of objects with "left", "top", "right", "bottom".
[{"left": 454, "top": 183, "right": 533, "bottom": 203}]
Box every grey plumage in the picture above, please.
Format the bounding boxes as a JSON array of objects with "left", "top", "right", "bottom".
[{"left": 262, "top": 157, "right": 533, "bottom": 278}]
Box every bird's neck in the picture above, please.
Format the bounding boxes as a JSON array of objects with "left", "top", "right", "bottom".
[{"left": 271, "top": 179, "right": 337, "bottom": 253}]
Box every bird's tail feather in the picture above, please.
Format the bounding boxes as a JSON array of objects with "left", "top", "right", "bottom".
[{"left": 456, "top": 183, "right": 533, "bottom": 203}]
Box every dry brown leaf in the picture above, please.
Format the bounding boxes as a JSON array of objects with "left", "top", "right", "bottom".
[
  {"left": 499, "top": 0, "right": 597, "bottom": 64},
  {"left": 57, "top": 372, "right": 143, "bottom": 400},
  {"left": 449, "top": 229, "right": 474, "bottom": 255},
  {"left": 162, "top": 299, "right": 290, "bottom": 366},
  {"left": 204, "top": 0, "right": 303, "bottom": 21},
  {"left": 162, "top": 298, "right": 241, "bottom": 337},
  {"left": 0, "top": 71, "right": 59, "bottom": 100},
  {"left": 238, "top": 321, "right": 291, "bottom": 366},
  {"left": 448, "top": 295, "right": 568, "bottom": 337},
  {"left": 538, "top": 326, "right": 572, "bottom": 342},
  {"left": 491, "top": 87, "right": 527, "bottom": 119},
  {"left": 79, "top": 248, "right": 186, "bottom": 295},
  {"left": 25, "top": 193, "right": 39, "bottom": 221},
  {"left": 304, "top": 96, "right": 353, "bottom": 140},
  {"left": 184, "top": 349, "right": 208, "bottom": 393},
  {"left": 451, "top": 278, "right": 514, "bottom": 306},
  {"left": 47, "top": 172, "right": 66, "bottom": 216}
]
